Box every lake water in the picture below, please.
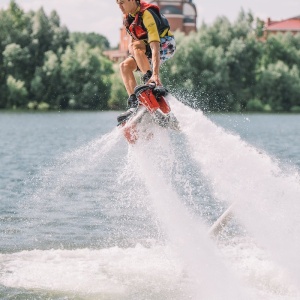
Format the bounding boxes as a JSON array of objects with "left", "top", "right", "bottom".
[{"left": 1, "top": 97, "right": 300, "bottom": 300}]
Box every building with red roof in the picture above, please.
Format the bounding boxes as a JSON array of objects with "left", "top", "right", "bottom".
[
  {"left": 151, "top": 0, "right": 197, "bottom": 35},
  {"left": 264, "top": 15, "right": 300, "bottom": 39}
]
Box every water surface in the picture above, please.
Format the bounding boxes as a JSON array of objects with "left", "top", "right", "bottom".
[{"left": 1, "top": 109, "right": 300, "bottom": 299}]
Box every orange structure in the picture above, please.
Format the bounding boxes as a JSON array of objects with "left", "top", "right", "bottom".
[
  {"left": 151, "top": 0, "right": 197, "bottom": 35},
  {"left": 103, "top": 27, "right": 129, "bottom": 62},
  {"left": 264, "top": 15, "right": 300, "bottom": 39},
  {"left": 104, "top": 0, "right": 197, "bottom": 62}
]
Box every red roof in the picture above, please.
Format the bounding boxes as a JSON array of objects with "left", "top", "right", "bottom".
[{"left": 266, "top": 17, "right": 300, "bottom": 31}]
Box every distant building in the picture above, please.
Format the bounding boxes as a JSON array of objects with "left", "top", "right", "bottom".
[
  {"left": 264, "top": 15, "right": 300, "bottom": 39},
  {"left": 150, "top": 0, "right": 197, "bottom": 35},
  {"left": 104, "top": 0, "right": 197, "bottom": 62}
]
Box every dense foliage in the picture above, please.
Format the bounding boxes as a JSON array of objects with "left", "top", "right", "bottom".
[
  {"left": 162, "top": 11, "right": 300, "bottom": 112},
  {"left": 0, "top": 0, "right": 112, "bottom": 110},
  {"left": 0, "top": 1, "right": 299, "bottom": 112}
]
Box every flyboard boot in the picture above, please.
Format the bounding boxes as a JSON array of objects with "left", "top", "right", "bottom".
[
  {"left": 139, "top": 70, "right": 179, "bottom": 129},
  {"left": 117, "top": 94, "right": 139, "bottom": 124},
  {"left": 134, "top": 83, "right": 171, "bottom": 127},
  {"left": 118, "top": 81, "right": 179, "bottom": 144},
  {"left": 116, "top": 70, "right": 153, "bottom": 125}
]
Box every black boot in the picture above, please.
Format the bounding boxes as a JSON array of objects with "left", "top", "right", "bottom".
[
  {"left": 141, "top": 70, "right": 152, "bottom": 84},
  {"left": 117, "top": 94, "right": 139, "bottom": 124}
]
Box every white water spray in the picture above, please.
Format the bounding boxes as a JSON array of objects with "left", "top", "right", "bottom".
[
  {"left": 169, "top": 95, "right": 300, "bottom": 288},
  {"left": 127, "top": 128, "right": 251, "bottom": 299},
  {"left": 2, "top": 99, "right": 300, "bottom": 299},
  {"left": 30, "top": 128, "right": 122, "bottom": 202}
]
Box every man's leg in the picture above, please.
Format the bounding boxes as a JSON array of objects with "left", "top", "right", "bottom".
[
  {"left": 117, "top": 57, "right": 140, "bottom": 123},
  {"left": 119, "top": 56, "right": 138, "bottom": 95},
  {"left": 117, "top": 41, "right": 152, "bottom": 124},
  {"left": 130, "top": 41, "right": 151, "bottom": 75}
]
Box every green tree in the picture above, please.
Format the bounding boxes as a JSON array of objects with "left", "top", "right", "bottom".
[
  {"left": 225, "top": 36, "right": 261, "bottom": 109},
  {"left": 3, "top": 43, "right": 31, "bottom": 81},
  {"left": 6, "top": 75, "right": 28, "bottom": 108},
  {"left": 261, "top": 33, "right": 300, "bottom": 68},
  {"left": 30, "top": 50, "right": 61, "bottom": 107},
  {"left": 246, "top": 98, "right": 264, "bottom": 112},
  {"left": 0, "top": 0, "right": 31, "bottom": 47},
  {"left": 255, "top": 17, "right": 265, "bottom": 38},
  {"left": 70, "top": 32, "right": 110, "bottom": 50},
  {"left": 163, "top": 30, "right": 231, "bottom": 111},
  {"left": 60, "top": 41, "right": 113, "bottom": 109},
  {"left": 256, "top": 61, "right": 300, "bottom": 111},
  {"left": 108, "top": 67, "right": 128, "bottom": 110},
  {"left": 30, "top": 8, "right": 54, "bottom": 67},
  {"left": 48, "top": 10, "right": 69, "bottom": 53},
  {"left": 204, "top": 16, "right": 233, "bottom": 48},
  {"left": 0, "top": 1, "right": 31, "bottom": 107}
]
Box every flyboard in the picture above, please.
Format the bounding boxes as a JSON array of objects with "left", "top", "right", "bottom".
[{"left": 118, "top": 83, "right": 180, "bottom": 144}]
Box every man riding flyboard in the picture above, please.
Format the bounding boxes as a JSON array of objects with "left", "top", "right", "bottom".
[{"left": 115, "top": 0, "right": 177, "bottom": 125}]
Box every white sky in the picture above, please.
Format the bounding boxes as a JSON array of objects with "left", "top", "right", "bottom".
[{"left": 0, "top": 0, "right": 299, "bottom": 47}]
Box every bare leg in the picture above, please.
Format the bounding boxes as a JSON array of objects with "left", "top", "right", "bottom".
[
  {"left": 117, "top": 57, "right": 140, "bottom": 123},
  {"left": 131, "top": 41, "right": 151, "bottom": 74},
  {"left": 119, "top": 57, "right": 138, "bottom": 95}
]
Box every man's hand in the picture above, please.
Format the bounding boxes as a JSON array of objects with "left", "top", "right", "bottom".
[{"left": 147, "top": 73, "right": 161, "bottom": 86}]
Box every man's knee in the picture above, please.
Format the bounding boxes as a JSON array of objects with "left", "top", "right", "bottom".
[
  {"left": 119, "top": 60, "right": 127, "bottom": 73},
  {"left": 119, "top": 57, "right": 136, "bottom": 73}
]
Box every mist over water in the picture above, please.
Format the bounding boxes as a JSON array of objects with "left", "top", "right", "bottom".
[
  {"left": 170, "top": 95, "right": 300, "bottom": 288},
  {"left": 127, "top": 132, "right": 250, "bottom": 299},
  {"left": 1, "top": 97, "right": 300, "bottom": 299}
]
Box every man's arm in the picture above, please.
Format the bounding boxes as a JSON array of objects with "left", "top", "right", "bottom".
[
  {"left": 149, "top": 41, "right": 161, "bottom": 86},
  {"left": 142, "top": 10, "right": 162, "bottom": 86}
]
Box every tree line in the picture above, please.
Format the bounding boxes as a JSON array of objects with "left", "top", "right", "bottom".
[
  {"left": 161, "top": 11, "right": 300, "bottom": 112},
  {"left": 1, "top": 1, "right": 300, "bottom": 112},
  {"left": 0, "top": 0, "right": 113, "bottom": 110}
]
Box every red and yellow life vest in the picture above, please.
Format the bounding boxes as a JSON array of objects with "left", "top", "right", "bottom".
[{"left": 124, "top": 1, "right": 169, "bottom": 40}]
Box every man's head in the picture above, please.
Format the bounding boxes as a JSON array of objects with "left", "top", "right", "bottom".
[{"left": 116, "top": 0, "right": 140, "bottom": 14}]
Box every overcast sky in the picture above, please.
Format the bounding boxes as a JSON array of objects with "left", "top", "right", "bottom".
[{"left": 0, "top": 0, "right": 299, "bottom": 47}]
